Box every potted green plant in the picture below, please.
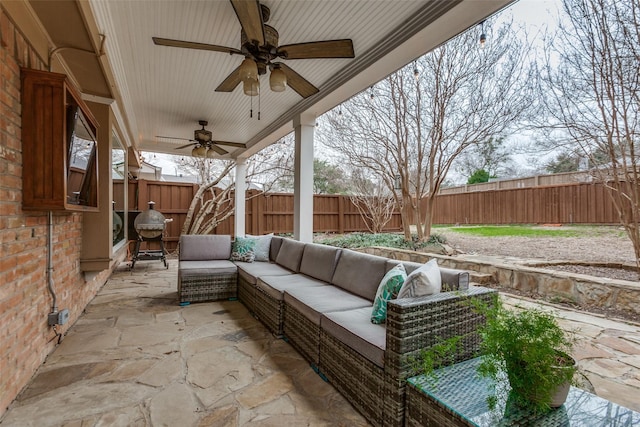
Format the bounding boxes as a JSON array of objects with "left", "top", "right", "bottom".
[
  {"left": 416, "top": 295, "right": 577, "bottom": 413},
  {"left": 475, "top": 296, "right": 577, "bottom": 412}
]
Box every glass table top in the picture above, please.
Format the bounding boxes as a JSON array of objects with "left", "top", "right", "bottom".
[{"left": 408, "top": 358, "right": 640, "bottom": 426}]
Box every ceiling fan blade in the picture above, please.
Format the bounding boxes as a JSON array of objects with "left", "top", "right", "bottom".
[
  {"left": 278, "top": 63, "right": 319, "bottom": 98},
  {"left": 230, "top": 0, "right": 265, "bottom": 46},
  {"left": 213, "top": 140, "right": 247, "bottom": 148},
  {"left": 215, "top": 65, "right": 243, "bottom": 92},
  {"left": 152, "top": 37, "right": 241, "bottom": 55},
  {"left": 209, "top": 145, "right": 228, "bottom": 155},
  {"left": 156, "top": 135, "right": 192, "bottom": 142},
  {"left": 277, "top": 39, "right": 355, "bottom": 60},
  {"left": 175, "top": 142, "right": 197, "bottom": 150}
]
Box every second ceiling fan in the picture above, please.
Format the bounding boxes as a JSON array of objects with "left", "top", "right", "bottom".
[
  {"left": 157, "top": 120, "right": 246, "bottom": 157},
  {"left": 153, "top": 0, "right": 355, "bottom": 98}
]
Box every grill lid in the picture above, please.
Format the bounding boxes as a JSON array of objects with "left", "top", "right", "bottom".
[{"left": 134, "top": 201, "right": 167, "bottom": 239}]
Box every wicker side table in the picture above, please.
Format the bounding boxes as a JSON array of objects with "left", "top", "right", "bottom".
[{"left": 406, "top": 358, "right": 640, "bottom": 426}]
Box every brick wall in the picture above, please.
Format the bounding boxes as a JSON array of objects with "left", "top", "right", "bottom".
[{"left": 0, "top": 9, "right": 112, "bottom": 417}]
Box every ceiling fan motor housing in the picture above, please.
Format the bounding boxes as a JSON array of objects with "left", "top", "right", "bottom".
[
  {"left": 194, "top": 121, "right": 212, "bottom": 142},
  {"left": 241, "top": 25, "right": 279, "bottom": 73}
]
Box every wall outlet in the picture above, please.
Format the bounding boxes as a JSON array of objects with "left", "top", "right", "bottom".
[{"left": 48, "top": 309, "right": 69, "bottom": 326}]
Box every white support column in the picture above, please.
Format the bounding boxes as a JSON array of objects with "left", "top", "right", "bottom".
[
  {"left": 234, "top": 157, "right": 247, "bottom": 237},
  {"left": 293, "top": 113, "right": 316, "bottom": 243}
]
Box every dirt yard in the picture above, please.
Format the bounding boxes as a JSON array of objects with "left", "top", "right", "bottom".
[
  {"left": 439, "top": 226, "right": 636, "bottom": 266},
  {"left": 438, "top": 226, "right": 640, "bottom": 322}
]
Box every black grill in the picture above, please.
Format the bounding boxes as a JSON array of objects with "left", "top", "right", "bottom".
[{"left": 130, "top": 201, "right": 169, "bottom": 269}]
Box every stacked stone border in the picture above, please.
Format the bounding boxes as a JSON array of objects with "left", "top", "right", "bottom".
[{"left": 360, "top": 247, "right": 640, "bottom": 317}]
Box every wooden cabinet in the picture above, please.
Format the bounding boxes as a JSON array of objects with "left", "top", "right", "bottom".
[{"left": 21, "top": 68, "right": 99, "bottom": 211}]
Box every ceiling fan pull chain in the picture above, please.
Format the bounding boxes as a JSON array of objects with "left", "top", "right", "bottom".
[
  {"left": 250, "top": 92, "right": 253, "bottom": 118},
  {"left": 258, "top": 87, "right": 261, "bottom": 120}
]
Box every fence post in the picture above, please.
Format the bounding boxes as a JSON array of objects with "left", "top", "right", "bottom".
[
  {"left": 256, "top": 192, "right": 264, "bottom": 235},
  {"left": 250, "top": 191, "right": 259, "bottom": 235},
  {"left": 338, "top": 196, "right": 345, "bottom": 234},
  {"left": 137, "top": 179, "right": 148, "bottom": 210}
]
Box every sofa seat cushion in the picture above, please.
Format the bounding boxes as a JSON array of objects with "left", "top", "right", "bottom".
[
  {"left": 284, "top": 286, "right": 371, "bottom": 325},
  {"left": 235, "top": 261, "right": 293, "bottom": 285},
  {"left": 257, "top": 274, "right": 328, "bottom": 300},
  {"left": 179, "top": 260, "right": 237, "bottom": 276},
  {"left": 321, "top": 307, "right": 386, "bottom": 368}
]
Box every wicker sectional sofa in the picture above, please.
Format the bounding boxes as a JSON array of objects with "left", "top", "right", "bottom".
[{"left": 178, "top": 234, "right": 497, "bottom": 427}]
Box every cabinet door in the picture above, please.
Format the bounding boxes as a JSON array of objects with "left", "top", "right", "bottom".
[{"left": 21, "top": 68, "right": 99, "bottom": 211}]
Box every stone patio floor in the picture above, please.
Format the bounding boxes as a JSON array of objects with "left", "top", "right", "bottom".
[{"left": 1, "top": 257, "right": 640, "bottom": 426}]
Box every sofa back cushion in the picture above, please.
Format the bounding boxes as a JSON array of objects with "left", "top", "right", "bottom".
[
  {"left": 270, "top": 236, "right": 284, "bottom": 262},
  {"left": 179, "top": 234, "right": 231, "bottom": 261},
  {"left": 401, "top": 261, "right": 470, "bottom": 291},
  {"left": 331, "top": 249, "right": 389, "bottom": 301},
  {"left": 299, "top": 243, "right": 342, "bottom": 283},
  {"left": 275, "top": 238, "right": 305, "bottom": 272},
  {"left": 439, "top": 267, "right": 470, "bottom": 291}
]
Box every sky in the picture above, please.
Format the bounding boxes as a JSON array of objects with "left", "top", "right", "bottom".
[{"left": 142, "top": 0, "right": 564, "bottom": 181}]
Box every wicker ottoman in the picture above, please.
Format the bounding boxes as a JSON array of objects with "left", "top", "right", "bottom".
[{"left": 178, "top": 260, "right": 238, "bottom": 303}]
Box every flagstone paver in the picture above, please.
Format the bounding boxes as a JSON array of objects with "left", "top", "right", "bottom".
[{"left": 2, "top": 259, "right": 640, "bottom": 426}]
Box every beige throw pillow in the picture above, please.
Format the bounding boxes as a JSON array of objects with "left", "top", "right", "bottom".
[{"left": 397, "top": 259, "right": 441, "bottom": 298}]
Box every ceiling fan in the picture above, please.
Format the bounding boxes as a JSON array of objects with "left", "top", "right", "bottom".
[
  {"left": 152, "top": 0, "right": 355, "bottom": 98},
  {"left": 157, "top": 120, "right": 246, "bottom": 157}
]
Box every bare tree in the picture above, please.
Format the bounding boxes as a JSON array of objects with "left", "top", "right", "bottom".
[
  {"left": 181, "top": 137, "right": 294, "bottom": 235},
  {"left": 320, "top": 17, "right": 535, "bottom": 240},
  {"left": 540, "top": 0, "right": 640, "bottom": 270},
  {"left": 349, "top": 170, "right": 396, "bottom": 233},
  {"left": 181, "top": 161, "right": 235, "bottom": 235}
]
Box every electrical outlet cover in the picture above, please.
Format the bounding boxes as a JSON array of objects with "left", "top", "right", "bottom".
[
  {"left": 58, "top": 309, "right": 70, "bottom": 325},
  {"left": 48, "top": 309, "right": 70, "bottom": 326}
]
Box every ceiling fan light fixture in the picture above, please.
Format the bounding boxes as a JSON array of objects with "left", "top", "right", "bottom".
[
  {"left": 269, "top": 66, "right": 287, "bottom": 92},
  {"left": 192, "top": 145, "right": 207, "bottom": 157},
  {"left": 206, "top": 148, "right": 217, "bottom": 159},
  {"left": 239, "top": 57, "right": 258, "bottom": 82},
  {"left": 243, "top": 78, "right": 260, "bottom": 96}
]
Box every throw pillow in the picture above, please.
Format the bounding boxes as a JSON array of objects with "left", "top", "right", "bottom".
[
  {"left": 230, "top": 237, "right": 256, "bottom": 263},
  {"left": 397, "top": 259, "right": 441, "bottom": 299},
  {"left": 246, "top": 233, "right": 273, "bottom": 262},
  {"left": 371, "top": 264, "right": 407, "bottom": 324}
]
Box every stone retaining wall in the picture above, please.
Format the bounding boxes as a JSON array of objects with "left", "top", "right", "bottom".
[{"left": 360, "top": 247, "right": 640, "bottom": 317}]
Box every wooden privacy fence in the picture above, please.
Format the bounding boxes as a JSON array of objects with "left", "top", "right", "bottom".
[
  {"left": 114, "top": 180, "right": 403, "bottom": 251},
  {"left": 114, "top": 179, "right": 623, "bottom": 251},
  {"left": 432, "top": 182, "right": 621, "bottom": 225}
]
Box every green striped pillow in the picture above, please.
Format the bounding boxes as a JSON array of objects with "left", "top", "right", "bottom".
[{"left": 371, "top": 264, "right": 407, "bottom": 324}]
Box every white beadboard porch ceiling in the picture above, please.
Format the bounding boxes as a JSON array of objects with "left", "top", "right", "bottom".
[{"left": 88, "top": 0, "right": 515, "bottom": 159}]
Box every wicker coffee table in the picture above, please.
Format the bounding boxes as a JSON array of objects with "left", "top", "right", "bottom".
[{"left": 406, "top": 357, "right": 640, "bottom": 426}]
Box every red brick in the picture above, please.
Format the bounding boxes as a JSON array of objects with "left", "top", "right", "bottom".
[{"left": 0, "top": 11, "right": 15, "bottom": 53}]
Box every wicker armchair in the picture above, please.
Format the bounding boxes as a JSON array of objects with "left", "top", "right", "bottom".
[
  {"left": 177, "top": 234, "right": 238, "bottom": 304},
  {"left": 319, "top": 286, "right": 497, "bottom": 427}
]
